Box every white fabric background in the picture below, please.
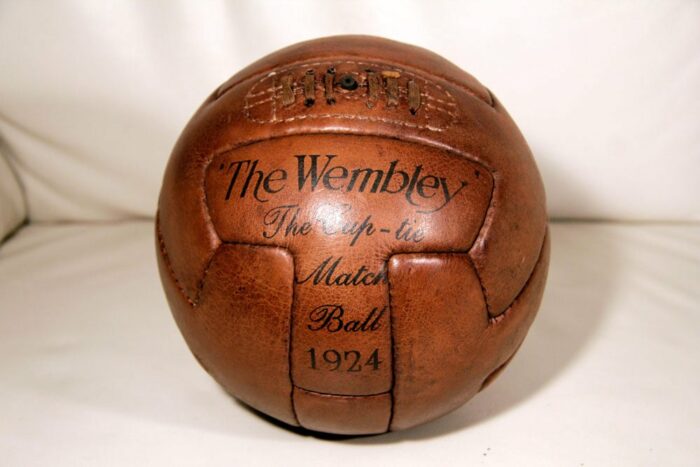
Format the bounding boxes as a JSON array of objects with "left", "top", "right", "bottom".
[
  {"left": 1, "top": 222, "right": 698, "bottom": 466},
  {"left": 0, "top": 0, "right": 698, "bottom": 222}
]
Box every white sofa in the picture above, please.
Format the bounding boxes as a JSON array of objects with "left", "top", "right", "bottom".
[{"left": 1, "top": 2, "right": 698, "bottom": 465}]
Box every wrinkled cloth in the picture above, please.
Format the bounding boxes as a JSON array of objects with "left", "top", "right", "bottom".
[
  {"left": 0, "top": 221, "right": 697, "bottom": 466},
  {"left": 0, "top": 1, "right": 699, "bottom": 222}
]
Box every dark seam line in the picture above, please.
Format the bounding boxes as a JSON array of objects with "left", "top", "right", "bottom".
[
  {"left": 288, "top": 253, "right": 301, "bottom": 426},
  {"left": 485, "top": 88, "right": 496, "bottom": 108},
  {"left": 294, "top": 385, "right": 391, "bottom": 398},
  {"left": 155, "top": 214, "right": 195, "bottom": 308},
  {"left": 194, "top": 153, "right": 222, "bottom": 306},
  {"left": 194, "top": 249, "right": 217, "bottom": 306},
  {"left": 222, "top": 241, "right": 293, "bottom": 250},
  {"left": 466, "top": 169, "right": 497, "bottom": 316},
  {"left": 488, "top": 228, "right": 548, "bottom": 326},
  {"left": 479, "top": 340, "right": 522, "bottom": 392},
  {"left": 202, "top": 131, "right": 496, "bottom": 176},
  {"left": 466, "top": 254, "right": 492, "bottom": 317},
  {"left": 386, "top": 260, "right": 396, "bottom": 433}
]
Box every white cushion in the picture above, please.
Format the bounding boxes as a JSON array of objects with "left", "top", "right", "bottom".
[
  {"left": 0, "top": 1, "right": 698, "bottom": 222},
  {"left": 0, "top": 221, "right": 697, "bottom": 464}
]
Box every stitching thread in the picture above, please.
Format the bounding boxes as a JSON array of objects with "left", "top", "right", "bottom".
[
  {"left": 243, "top": 59, "right": 461, "bottom": 132},
  {"left": 243, "top": 111, "right": 450, "bottom": 132},
  {"left": 221, "top": 57, "right": 491, "bottom": 107}
]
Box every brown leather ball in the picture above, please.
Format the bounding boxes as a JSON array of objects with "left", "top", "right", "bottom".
[{"left": 156, "top": 35, "right": 549, "bottom": 435}]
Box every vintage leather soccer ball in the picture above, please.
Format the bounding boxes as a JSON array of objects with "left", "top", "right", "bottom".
[{"left": 156, "top": 35, "right": 549, "bottom": 435}]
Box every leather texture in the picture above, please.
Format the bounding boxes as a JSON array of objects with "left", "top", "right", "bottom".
[{"left": 157, "top": 35, "right": 549, "bottom": 435}]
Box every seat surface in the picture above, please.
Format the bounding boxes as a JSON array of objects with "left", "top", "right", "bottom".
[{"left": 0, "top": 221, "right": 697, "bottom": 466}]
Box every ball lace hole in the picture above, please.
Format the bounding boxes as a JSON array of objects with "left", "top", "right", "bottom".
[{"left": 338, "top": 74, "right": 358, "bottom": 91}]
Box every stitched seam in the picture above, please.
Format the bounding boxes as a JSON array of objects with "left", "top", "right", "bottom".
[
  {"left": 247, "top": 85, "right": 282, "bottom": 98},
  {"left": 156, "top": 213, "right": 196, "bottom": 308},
  {"left": 247, "top": 84, "right": 458, "bottom": 118},
  {"left": 246, "top": 76, "right": 458, "bottom": 119},
  {"left": 467, "top": 254, "right": 492, "bottom": 317},
  {"left": 248, "top": 78, "right": 459, "bottom": 115},
  {"left": 271, "top": 75, "right": 277, "bottom": 122},
  {"left": 478, "top": 341, "right": 521, "bottom": 391},
  {"left": 386, "top": 260, "right": 396, "bottom": 433},
  {"left": 198, "top": 155, "right": 221, "bottom": 305},
  {"left": 485, "top": 87, "right": 496, "bottom": 107},
  {"left": 243, "top": 112, "right": 448, "bottom": 133},
  {"left": 288, "top": 252, "right": 300, "bottom": 425},
  {"left": 203, "top": 132, "right": 495, "bottom": 176},
  {"left": 219, "top": 56, "right": 491, "bottom": 107},
  {"left": 243, "top": 60, "right": 461, "bottom": 131},
  {"left": 245, "top": 95, "right": 277, "bottom": 108},
  {"left": 294, "top": 385, "right": 391, "bottom": 398},
  {"left": 467, "top": 172, "right": 497, "bottom": 316},
  {"left": 488, "top": 228, "right": 548, "bottom": 326}
]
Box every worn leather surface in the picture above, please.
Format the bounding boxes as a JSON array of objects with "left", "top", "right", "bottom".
[{"left": 157, "top": 35, "right": 548, "bottom": 434}]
